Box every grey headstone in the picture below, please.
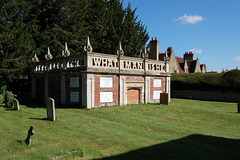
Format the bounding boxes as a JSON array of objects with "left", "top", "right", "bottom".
[
  {"left": 46, "top": 98, "right": 55, "bottom": 121},
  {"left": 12, "top": 98, "right": 19, "bottom": 110},
  {"left": 25, "top": 126, "right": 34, "bottom": 145}
]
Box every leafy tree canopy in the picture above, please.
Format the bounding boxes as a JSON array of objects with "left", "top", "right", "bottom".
[{"left": 0, "top": 0, "right": 149, "bottom": 83}]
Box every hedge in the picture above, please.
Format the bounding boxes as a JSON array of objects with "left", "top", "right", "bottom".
[{"left": 171, "top": 70, "right": 240, "bottom": 91}]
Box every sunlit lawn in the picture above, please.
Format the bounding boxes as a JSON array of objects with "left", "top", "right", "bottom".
[{"left": 0, "top": 99, "right": 239, "bottom": 160}]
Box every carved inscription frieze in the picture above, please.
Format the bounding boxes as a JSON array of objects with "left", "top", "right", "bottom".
[{"left": 92, "top": 57, "right": 118, "bottom": 68}]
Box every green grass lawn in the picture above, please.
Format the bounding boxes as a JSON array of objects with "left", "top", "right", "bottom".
[{"left": 0, "top": 99, "right": 239, "bottom": 160}]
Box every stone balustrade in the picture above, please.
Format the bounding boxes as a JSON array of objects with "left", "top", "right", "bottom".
[{"left": 33, "top": 52, "right": 169, "bottom": 76}]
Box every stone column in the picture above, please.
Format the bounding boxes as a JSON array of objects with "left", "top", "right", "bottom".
[
  {"left": 119, "top": 76, "right": 126, "bottom": 106},
  {"left": 61, "top": 75, "right": 66, "bottom": 105},
  {"left": 31, "top": 77, "right": 36, "bottom": 99},
  {"left": 44, "top": 76, "right": 49, "bottom": 101}
]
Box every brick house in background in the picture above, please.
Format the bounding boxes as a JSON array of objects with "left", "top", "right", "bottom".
[{"left": 148, "top": 38, "right": 206, "bottom": 74}]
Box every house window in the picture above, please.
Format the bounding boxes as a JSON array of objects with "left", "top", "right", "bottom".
[{"left": 172, "top": 67, "right": 175, "bottom": 73}]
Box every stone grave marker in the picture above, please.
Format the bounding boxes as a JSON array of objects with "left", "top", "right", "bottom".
[
  {"left": 12, "top": 98, "right": 19, "bottom": 110},
  {"left": 25, "top": 126, "right": 35, "bottom": 145},
  {"left": 46, "top": 98, "right": 55, "bottom": 121},
  {"left": 160, "top": 93, "right": 169, "bottom": 105}
]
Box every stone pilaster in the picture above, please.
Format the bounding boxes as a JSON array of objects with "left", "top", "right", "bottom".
[
  {"left": 82, "top": 74, "right": 95, "bottom": 109},
  {"left": 44, "top": 76, "right": 49, "bottom": 101},
  {"left": 166, "top": 76, "right": 171, "bottom": 102},
  {"left": 61, "top": 75, "right": 66, "bottom": 104},
  {"left": 144, "top": 76, "right": 150, "bottom": 103},
  {"left": 31, "top": 77, "right": 36, "bottom": 99},
  {"left": 119, "top": 75, "right": 126, "bottom": 106}
]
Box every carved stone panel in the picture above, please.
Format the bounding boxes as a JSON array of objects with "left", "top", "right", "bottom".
[
  {"left": 70, "top": 77, "right": 79, "bottom": 88},
  {"left": 100, "top": 92, "right": 113, "bottom": 103},
  {"left": 70, "top": 91, "right": 79, "bottom": 103},
  {"left": 153, "top": 90, "right": 162, "bottom": 99},
  {"left": 100, "top": 77, "right": 113, "bottom": 88},
  {"left": 153, "top": 79, "right": 162, "bottom": 88}
]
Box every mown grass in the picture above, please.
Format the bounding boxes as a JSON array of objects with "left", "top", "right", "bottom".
[{"left": 0, "top": 99, "right": 239, "bottom": 160}]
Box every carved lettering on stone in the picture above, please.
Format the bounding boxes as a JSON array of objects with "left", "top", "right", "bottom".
[
  {"left": 92, "top": 58, "right": 118, "bottom": 68},
  {"left": 100, "top": 92, "right": 113, "bottom": 103},
  {"left": 70, "top": 91, "right": 79, "bottom": 103},
  {"left": 100, "top": 77, "right": 113, "bottom": 88}
]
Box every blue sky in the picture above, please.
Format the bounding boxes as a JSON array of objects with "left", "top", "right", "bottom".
[{"left": 123, "top": 0, "right": 240, "bottom": 72}]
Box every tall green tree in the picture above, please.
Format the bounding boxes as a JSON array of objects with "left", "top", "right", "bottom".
[{"left": 0, "top": 0, "right": 149, "bottom": 84}]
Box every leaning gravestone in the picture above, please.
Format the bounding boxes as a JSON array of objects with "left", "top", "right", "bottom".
[
  {"left": 46, "top": 98, "right": 55, "bottom": 121},
  {"left": 25, "top": 126, "right": 35, "bottom": 145},
  {"left": 12, "top": 98, "right": 19, "bottom": 110}
]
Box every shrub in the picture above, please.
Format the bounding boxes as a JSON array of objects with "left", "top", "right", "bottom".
[
  {"left": 0, "top": 85, "right": 17, "bottom": 107},
  {"left": 171, "top": 70, "right": 240, "bottom": 91},
  {"left": 221, "top": 70, "right": 240, "bottom": 90}
]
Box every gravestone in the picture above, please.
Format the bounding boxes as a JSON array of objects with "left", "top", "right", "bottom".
[
  {"left": 46, "top": 98, "right": 55, "bottom": 121},
  {"left": 160, "top": 93, "right": 169, "bottom": 105},
  {"left": 25, "top": 126, "right": 35, "bottom": 145},
  {"left": 12, "top": 98, "right": 19, "bottom": 110}
]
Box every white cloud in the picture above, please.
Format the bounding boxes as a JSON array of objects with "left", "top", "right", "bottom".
[
  {"left": 191, "top": 48, "right": 202, "bottom": 54},
  {"left": 233, "top": 56, "right": 240, "bottom": 62},
  {"left": 174, "top": 13, "right": 203, "bottom": 24}
]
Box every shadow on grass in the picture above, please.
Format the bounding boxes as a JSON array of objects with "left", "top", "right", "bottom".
[
  {"left": 98, "top": 134, "right": 240, "bottom": 160},
  {"left": 23, "top": 100, "right": 84, "bottom": 109},
  {"left": 29, "top": 118, "right": 48, "bottom": 121}
]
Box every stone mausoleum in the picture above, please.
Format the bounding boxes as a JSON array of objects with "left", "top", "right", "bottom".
[{"left": 32, "top": 37, "right": 171, "bottom": 109}]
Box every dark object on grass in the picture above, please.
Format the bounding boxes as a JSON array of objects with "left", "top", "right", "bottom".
[
  {"left": 25, "top": 126, "right": 35, "bottom": 145},
  {"left": 238, "top": 103, "right": 240, "bottom": 113}
]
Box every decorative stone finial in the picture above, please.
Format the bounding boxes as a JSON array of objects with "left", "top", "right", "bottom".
[
  {"left": 32, "top": 53, "right": 40, "bottom": 62},
  {"left": 84, "top": 37, "right": 93, "bottom": 52},
  {"left": 62, "top": 42, "right": 70, "bottom": 57},
  {"left": 117, "top": 42, "right": 124, "bottom": 56},
  {"left": 45, "top": 47, "right": 53, "bottom": 60},
  {"left": 142, "top": 47, "right": 149, "bottom": 59}
]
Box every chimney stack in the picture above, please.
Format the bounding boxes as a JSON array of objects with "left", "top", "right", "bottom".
[
  {"left": 184, "top": 51, "right": 194, "bottom": 60},
  {"left": 149, "top": 37, "right": 159, "bottom": 60}
]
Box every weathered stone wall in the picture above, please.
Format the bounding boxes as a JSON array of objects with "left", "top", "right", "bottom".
[{"left": 172, "top": 90, "right": 240, "bottom": 102}]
